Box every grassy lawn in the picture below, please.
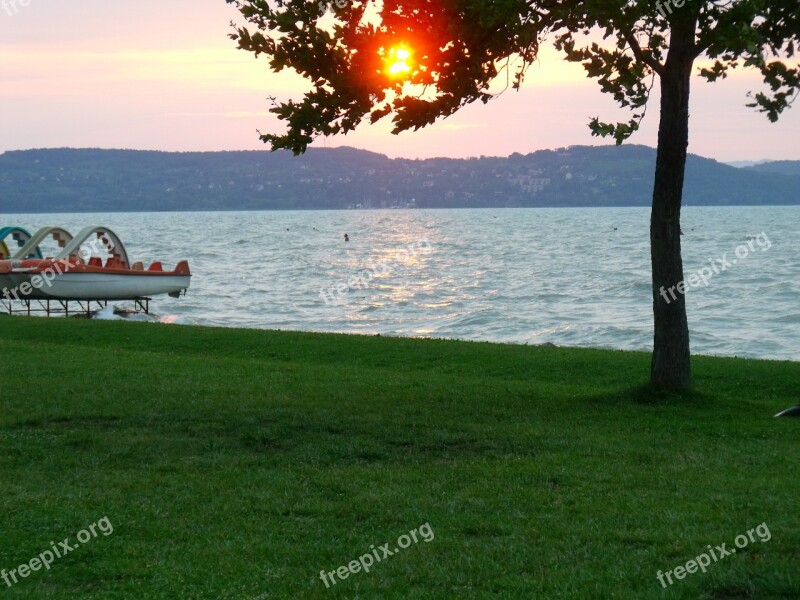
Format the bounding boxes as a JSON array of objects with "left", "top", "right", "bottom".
[{"left": 0, "top": 316, "right": 798, "bottom": 599}]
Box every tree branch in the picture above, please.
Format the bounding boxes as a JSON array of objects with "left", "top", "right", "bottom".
[{"left": 624, "top": 31, "right": 665, "bottom": 76}]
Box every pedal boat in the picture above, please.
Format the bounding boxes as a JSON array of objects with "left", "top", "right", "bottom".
[{"left": 0, "top": 226, "right": 191, "bottom": 300}]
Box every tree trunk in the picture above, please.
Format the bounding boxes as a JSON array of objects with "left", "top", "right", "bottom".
[{"left": 650, "top": 28, "right": 696, "bottom": 391}]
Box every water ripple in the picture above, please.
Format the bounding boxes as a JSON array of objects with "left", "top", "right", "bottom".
[{"left": 4, "top": 206, "right": 798, "bottom": 361}]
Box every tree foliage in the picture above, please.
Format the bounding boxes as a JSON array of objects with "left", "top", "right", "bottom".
[{"left": 227, "top": 0, "right": 799, "bottom": 153}]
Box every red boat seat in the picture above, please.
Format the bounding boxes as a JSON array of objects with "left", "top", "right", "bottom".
[
  {"left": 174, "top": 260, "right": 191, "bottom": 275},
  {"left": 131, "top": 261, "right": 144, "bottom": 271},
  {"left": 88, "top": 257, "right": 102, "bottom": 267},
  {"left": 148, "top": 261, "right": 163, "bottom": 272},
  {"left": 105, "top": 257, "right": 126, "bottom": 269}
]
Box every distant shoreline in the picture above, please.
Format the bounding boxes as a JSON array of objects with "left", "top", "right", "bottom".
[
  {"left": 2, "top": 145, "right": 798, "bottom": 213},
  {"left": 3, "top": 204, "right": 800, "bottom": 216}
]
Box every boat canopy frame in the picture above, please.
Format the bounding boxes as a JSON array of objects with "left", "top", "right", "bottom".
[
  {"left": 11, "top": 226, "right": 73, "bottom": 260},
  {"left": 57, "top": 226, "right": 131, "bottom": 269},
  {"left": 0, "top": 227, "right": 40, "bottom": 259}
]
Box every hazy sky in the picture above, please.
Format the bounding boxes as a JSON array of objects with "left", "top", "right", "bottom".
[{"left": 1, "top": 0, "right": 798, "bottom": 160}]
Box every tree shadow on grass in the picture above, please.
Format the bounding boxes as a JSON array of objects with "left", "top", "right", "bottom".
[{"left": 584, "top": 382, "right": 716, "bottom": 409}]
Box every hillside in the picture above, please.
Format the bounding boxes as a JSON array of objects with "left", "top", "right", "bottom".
[
  {"left": 0, "top": 145, "right": 798, "bottom": 213},
  {"left": 744, "top": 160, "right": 800, "bottom": 177}
]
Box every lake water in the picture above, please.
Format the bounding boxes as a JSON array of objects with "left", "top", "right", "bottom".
[{"left": 3, "top": 207, "right": 798, "bottom": 361}]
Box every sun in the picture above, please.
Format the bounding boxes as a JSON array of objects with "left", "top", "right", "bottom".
[{"left": 386, "top": 45, "right": 413, "bottom": 78}]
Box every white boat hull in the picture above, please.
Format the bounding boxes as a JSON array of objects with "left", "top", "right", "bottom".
[{"left": 9, "top": 272, "right": 191, "bottom": 300}]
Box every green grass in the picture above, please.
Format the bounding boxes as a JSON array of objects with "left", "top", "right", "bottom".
[{"left": 0, "top": 316, "right": 798, "bottom": 599}]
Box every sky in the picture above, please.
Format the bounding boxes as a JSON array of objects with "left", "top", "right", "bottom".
[{"left": 1, "top": 0, "right": 798, "bottom": 161}]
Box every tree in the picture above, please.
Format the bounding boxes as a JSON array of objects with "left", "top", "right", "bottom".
[{"left": 227, "top": 0, "right": 799, "bottom": 391}]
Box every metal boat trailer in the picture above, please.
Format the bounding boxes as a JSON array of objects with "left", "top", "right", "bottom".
[{"left": 1, "top": 297, "right": 151, "bottom": 317}]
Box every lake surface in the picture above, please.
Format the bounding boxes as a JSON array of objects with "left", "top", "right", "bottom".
[{"left": 3, "top": 207, "right": 798, "bottom": 361}]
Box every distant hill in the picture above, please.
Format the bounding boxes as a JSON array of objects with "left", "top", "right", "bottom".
[
  {"left": 725, "top": 160, "right": 773, "bottom": 168},
  {"left": 744, "top": 160, "right": 800, "bottom": 177},
  {"left": 0, "top": 145, "right": 797, "bottom": 213}
]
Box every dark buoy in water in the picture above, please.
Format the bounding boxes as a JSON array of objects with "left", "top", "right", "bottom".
[
  {"left": 344, "top": 233, "right": 350, "bottom": 242},
  {"left": 775, "top": 406, "right": 800, "bottom": 418}
]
